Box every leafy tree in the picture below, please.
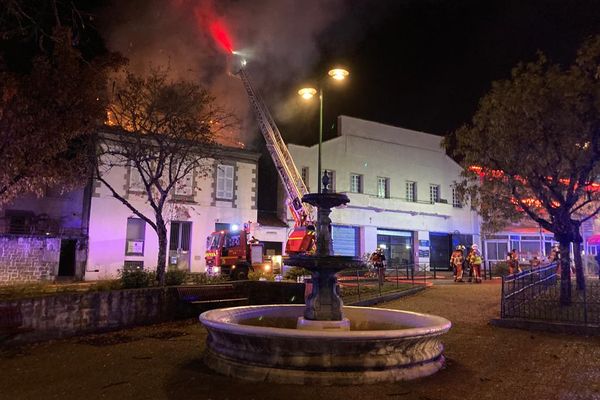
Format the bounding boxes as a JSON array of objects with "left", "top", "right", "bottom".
[
  {"left": 0, "top": 1, "right": 121, "bottom": 204},
  {"left": 94, "top": 69, "right": 232, "bottom": 285},
  {"left": 447, "top": 36, "right": 600, "bottom": 305}
]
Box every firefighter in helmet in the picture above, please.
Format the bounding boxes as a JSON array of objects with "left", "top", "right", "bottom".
[
  {"left": 467, "top": 244, "right": 483, "bottom": 283},
  {"left": 450, "top": 245, "right": 465, "bottom": 282},
  {"left": 369, "top": 247, "right": 387, "bottom": 287}
]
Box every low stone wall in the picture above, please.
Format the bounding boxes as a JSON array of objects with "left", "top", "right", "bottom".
[
  {"left": 2, "top": 287, "right": 180, "bottom": 345},
  {"left": 233, "top": 280, "right": 305, "bottom": 305},
  {"left": 1, "top": 282, "right": 305, "bottom": 345},
  {"left": 0, "top": 236, "right": 60, "bottom": 284}
]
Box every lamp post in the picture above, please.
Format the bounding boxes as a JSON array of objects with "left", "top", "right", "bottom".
[{"left": 298, "top": 68, "right": 349, "bottom": 193}]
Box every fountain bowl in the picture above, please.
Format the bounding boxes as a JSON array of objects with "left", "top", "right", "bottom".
[{"left": 199, "top": 304, "right": 451, "bottom": 385}]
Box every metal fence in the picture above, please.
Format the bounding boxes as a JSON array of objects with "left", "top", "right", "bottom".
[
  {"left": 336, "top": 263, "right": 448, "bottom": 303},
  {"left": 501, "top": 262, "right": 600, "bottom": 325}
]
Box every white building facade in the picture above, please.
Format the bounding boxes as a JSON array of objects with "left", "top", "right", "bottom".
[
  {"left": 86, "top": 146, "right": 260, "bottom": 279},
  {"left": 288, "top": 116, "right": 480, "bottom": 270}
]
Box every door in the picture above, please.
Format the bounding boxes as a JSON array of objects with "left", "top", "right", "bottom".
[
  {"left": 169, "top": 221, "right": 192, "bottom": 270},
  {"left": 430, "top": 233, "right": 451, "bottom": 270},
  {"left": 58, "top": 239, "right": 77, "bottom": 277}
]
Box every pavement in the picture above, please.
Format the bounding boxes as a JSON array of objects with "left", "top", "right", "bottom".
[{"left": 1, "top": 281, "right": 599, "bottom": 400}]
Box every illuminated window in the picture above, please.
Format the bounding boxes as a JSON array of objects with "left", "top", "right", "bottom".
[
  {"left": 429, "top": 184, "right": 440, "bottom": 204},
  {"left": 452, "top": 187, "right": 462, "bottom": 208},
  {"left": 377, "top": 177, "right": 390, "bottom": 198},
  {"left": 350, "top": 174, "right": 363, "bottom": 193},
  {"left": 406, "top": 181, "right": 417, "bottom": 202}
]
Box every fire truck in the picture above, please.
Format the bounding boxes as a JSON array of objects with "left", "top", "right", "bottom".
[
  {"left": 205, "top": 223, "right": 268, "bottom": 280},
  {"left": 205, "top": 62, "right": 315, "bottom": 280}
]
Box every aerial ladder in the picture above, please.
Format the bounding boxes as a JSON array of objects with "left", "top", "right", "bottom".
[
  {"left": 236, "top": 66, "right": 316, "bottom": 254},
  {"left": 204, "top": 64, "right": 315, "bottom": 279}
]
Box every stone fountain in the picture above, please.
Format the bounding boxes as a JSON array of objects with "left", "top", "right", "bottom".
[{"left": 199, "top": 174, "right": 451, "bottom": 385}]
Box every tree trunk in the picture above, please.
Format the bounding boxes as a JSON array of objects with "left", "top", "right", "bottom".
[
  {"left": 156, "top": 220, "right": 168, "bottom": 286},
  {"left": 559, "top": 240, "right": 572, "bottom": 306},
  {"left": 573, "top": 240, "right": 585, "bottom": 291}
]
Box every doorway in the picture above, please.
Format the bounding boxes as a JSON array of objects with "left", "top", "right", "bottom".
[
  {"left": 430, "top": 233, "right": 451, "bottom": 270},
  {"left": 169, "top": 221, "right": 192, "bottom": 270},
  {"left": 58, "top": 239, "right": 77, "bottom": 277}
]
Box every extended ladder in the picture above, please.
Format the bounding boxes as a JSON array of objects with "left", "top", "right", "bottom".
[{"left": 237, "top": 67, "right": 314, "bottom": 226}]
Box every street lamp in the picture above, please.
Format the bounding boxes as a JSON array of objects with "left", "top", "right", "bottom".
[{"left": 298, "top": 67, "right": 349, "bottom": 193}]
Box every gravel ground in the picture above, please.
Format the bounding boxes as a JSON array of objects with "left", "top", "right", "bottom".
[{"left": 1, "top": 281, "right": 599, "bottom": 400}]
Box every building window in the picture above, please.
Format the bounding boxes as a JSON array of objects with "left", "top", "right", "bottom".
[
  {"left": 406, "top": 181, "right": 417, "bottom": 202},
  {"left": 429, "top": 184, "right": 440, "bottom": 204},
  {"left": 129, "top": 166, "right": 145, "bottom": 192},
  {"left": 323, "top": 169, "right": 336, "bottom": 192},
  {"left": 350, "top": 174, "right": 363, "bottom": 193},
  {"left": 125, "top": 217, "right": 146, "bottom": 256},
  {"left": 301, "top": 167, "right": 309, "bottom": 191},
  {"left": 174, "top": 171, "right": 194, "bottom": 197},
  {"left": 377, "top": 177, "right": 390, "bottom": 198},
  {"left": 169, "top": 221, "right": 192, "bottom": 269},
  {"left": 124, "top": 260, "right": 144, "bottom": 270},
  {"left": 485, "top": 241, "right": 509, "bottom": 261},
  {"left": 216, "top": 164, "right": 234, "bottom": 200},
  {"left": 452, "top": 187, "right": 462, "bottom": 208}
]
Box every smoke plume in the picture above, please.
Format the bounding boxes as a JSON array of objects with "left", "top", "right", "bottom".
[{"left": 102, "top": 0, "right": 347, "bottom": 147}]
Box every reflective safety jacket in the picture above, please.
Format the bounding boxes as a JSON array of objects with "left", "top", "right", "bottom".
[{"left": 467, "top": 250, "right": 482, "bottom": 265}]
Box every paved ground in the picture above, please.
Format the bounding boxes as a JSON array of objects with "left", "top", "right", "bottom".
[{"left": 1, "top": 281, "right": 600, "bottom": 400}]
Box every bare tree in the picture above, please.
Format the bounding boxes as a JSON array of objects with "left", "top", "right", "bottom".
[
  {"left": 95, "top": 69, "right": 233, "bottom": 284},
  {"left": 447, "top": 37, "right": 600, "bottom": 305}
]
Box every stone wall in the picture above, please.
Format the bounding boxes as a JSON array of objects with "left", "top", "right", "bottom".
[
  {"left": 0, "top": 236, "right": 61, "bottom": 284},
  {"left": 2, "top": 287, "right": 180, "bottom": 344},
  {"left": 1, "top": 282, "right": 305, "bottom": 345}
]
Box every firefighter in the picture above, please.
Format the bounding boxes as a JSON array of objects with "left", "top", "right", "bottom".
[
  {"left": 467, "top": 244, "right": 483, "bottom": 283},
  {"left": 369, "top": 248, "right": 386, "bottom": 286},
  {"left": 507, "top": 249, "right": 520, "bottom": 274},
  {"left": 549, "top": 244, "right": 560, "bottom": 274},
  {"left": 450, "top": 245, "right": 465, "bottom": 282}
]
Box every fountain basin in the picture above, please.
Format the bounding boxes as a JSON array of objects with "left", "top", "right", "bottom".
[{"left": 199, "top": 304, "right": 451, "bottom": 385}]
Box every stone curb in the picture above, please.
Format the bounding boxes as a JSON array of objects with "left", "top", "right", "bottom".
[{"left": 348, "top": 285, "right": 426, "bottom": 307}]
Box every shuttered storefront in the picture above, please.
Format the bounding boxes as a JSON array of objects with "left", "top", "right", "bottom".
[{"left": 332, "top": 225, "right": 360, "bottom": 257}]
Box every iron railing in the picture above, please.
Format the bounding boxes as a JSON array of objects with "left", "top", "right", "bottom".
[
  {"left": 500, "top": 262, "right": 600, "bottom": 325},
  {"left": 336, "top": 263, "right": 447, "bottom": 303}
]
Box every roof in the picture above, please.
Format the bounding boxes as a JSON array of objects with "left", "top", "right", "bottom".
[
  {"left": 98, "top": 128, "right": 260, "bottom": 163},
  {"left": 257, "top": 212, "right": 288, "bottom": 228}
]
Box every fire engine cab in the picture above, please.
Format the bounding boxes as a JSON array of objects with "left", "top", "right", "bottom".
[{"left": 205, "top": 224, "right": 266, "bottom": 280}]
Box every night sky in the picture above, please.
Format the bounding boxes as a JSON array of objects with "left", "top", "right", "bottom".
[
  {"left": 4, "top": 0, "right": 600, "bottom": 213},
  {"left": 280, "top": 0, "right": 600, "bottom": 145},
  {"left": 259, "top": 0, "right": 600, "bottom": 213}
]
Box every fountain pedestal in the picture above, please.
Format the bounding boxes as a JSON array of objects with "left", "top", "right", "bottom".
[{"left": 286, "top": 190, "right": 363, "bottom": 330}]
